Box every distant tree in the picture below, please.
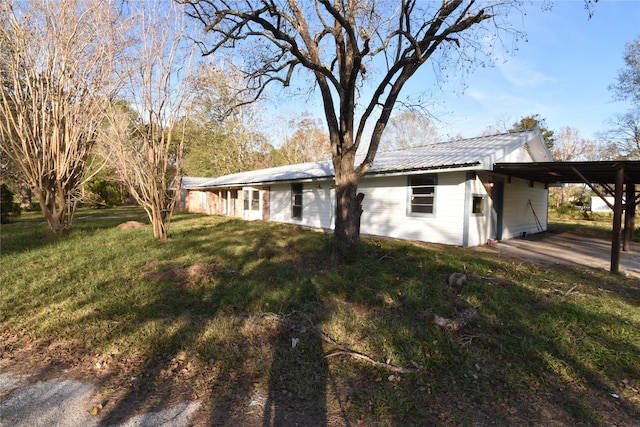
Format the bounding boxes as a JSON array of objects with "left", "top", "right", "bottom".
[
  {"left": 182, "top": 63, "right": 271, "bottom": 177},
  {"left": 551, "top": 127, "right": 598, "bottom": 161},
  {"left": 606, "top": 36, "right": 640, "bottom": 160},
  {"left": 482, "top": 114, "right": 514, "bottom": 136},
  {"left": 184, "top": 0, "right": 528, "bottom": 258},
  {"left": 609, "top": 36, "right": 640, "bottom": 107},
  {"left": 102, "top": 0, "right": 195, "bottom": 240},
  {"left": 274, "top": 112, "right": 329, "bottom": 164},
  {"left": 379, "top": 111, "right": 440, "bottom": 152},
  {"left": 510, "top": 114, "right": 555, "bottom": 150},
  {"left": 603, "top": 111, "right": 640, "bottom": 160},
  {"left": 0, "top": 183, "right": 20, "bottom": 223},
  {"left": 0, "top": 0, "right": 123, "bottom": 233}
]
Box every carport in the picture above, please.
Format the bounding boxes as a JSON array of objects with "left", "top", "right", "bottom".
[{"left": 493, "top": 161, "right": 640, "bottom": 273}]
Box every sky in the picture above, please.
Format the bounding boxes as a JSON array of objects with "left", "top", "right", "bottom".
[{"left": 267, "top": 0, "right": 640, "bottom": 143}]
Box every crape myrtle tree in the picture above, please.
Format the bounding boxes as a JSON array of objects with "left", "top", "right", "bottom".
[
  {"left": 182, "top": 0, "right": 579, "bottom": 258},
  {"left": 0, "top": 0, "right": 123, "bottom": 233},
  {"left": 103, "top": 0, "right": 195, "bottom": 240}
]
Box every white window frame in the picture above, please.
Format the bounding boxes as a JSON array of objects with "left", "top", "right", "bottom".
[
  {"left": 291, "top": 183, "right": 303, "bottom": 220},
  {"left": 408, "top": 174, "right": 437, "bottom": 217}
]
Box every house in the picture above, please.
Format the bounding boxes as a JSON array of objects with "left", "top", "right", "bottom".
[
  {"left": 179, "top": 129, "right": 553, "bottom": 247},
  {"left": 590, "top": 196, "right": 615, "bottom": 213}
]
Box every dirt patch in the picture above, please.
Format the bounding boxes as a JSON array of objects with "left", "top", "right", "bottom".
[
  {"left": 117, "top": 221, "right": 146, "bottom": 230},
  {"left": 143, "top": 260, "right": 222, "bottom": 289}
]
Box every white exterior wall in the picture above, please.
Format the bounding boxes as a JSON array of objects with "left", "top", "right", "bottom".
[
  {"left": 358, "top": 172, "right": 468, "bottom": 246},
  {"left": 501, "top": 177, "right": 548, "bottom": 239},
  {"left": 466, "top": 174, "right": 492, "bottom": 247},
  {"left": 232, "top": 170, "right": 548, "bottom": 247},
  {"left": 591, "top": 196, "right": 614, "bottom": 213},
  {"left": 269, "top": 181, "right": 335, "bottom": 229},
  {"left": 501, "top": 145, "right": 535, "bottom": 163}
]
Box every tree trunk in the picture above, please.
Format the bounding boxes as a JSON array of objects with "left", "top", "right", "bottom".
[
  {"left": 332, "top": 161, "right": 362, "bottom": 259},
  {"left": 151, "top": 204, "right": 168, "bottom": 240},
  {"left": 34, "top": 189, "right": 64, "bottom": 234}
]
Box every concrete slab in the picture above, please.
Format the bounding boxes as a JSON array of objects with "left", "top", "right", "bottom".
[{"left": 476, "top": 232, "right": 640, "bottom": 279}]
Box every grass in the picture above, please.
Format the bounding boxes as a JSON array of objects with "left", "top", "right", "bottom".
[
  {"left": 549, "top": 209, "right": 640, "bottom": 242},
  {"left": 1, "top": 206, "right": 639, "bottom": 426}
]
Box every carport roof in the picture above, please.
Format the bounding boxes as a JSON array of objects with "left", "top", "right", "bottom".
[{"left": 493, "top": 161, "right": 640, "bottom": 184}]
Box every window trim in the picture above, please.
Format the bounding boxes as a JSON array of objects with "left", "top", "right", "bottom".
[
  {"left": 471, "top": 194, "right": 486, "bottom": 216},
  {"left": 291, "top": 183, "right": 303, "bottom": 220},
  {"left": 407, "top": 174, "right": 437, "bottom": 217}
]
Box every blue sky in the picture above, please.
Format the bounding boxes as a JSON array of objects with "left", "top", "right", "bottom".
[
  {"left": 431, "top": 0, "right": 640, "bottom": 140},
  {"left": 268, "top": 1, "right": 640, "bottom": 143}
]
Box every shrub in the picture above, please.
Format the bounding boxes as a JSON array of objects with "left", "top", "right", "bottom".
[
  {"left": 86, "top": 178, "right": 124, "bottom": 207},
  {"left": 0, "top": 184, "right": 21, "bottom": 223}
]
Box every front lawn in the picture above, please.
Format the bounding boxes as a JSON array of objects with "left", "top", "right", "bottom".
[{"left": 1, "top": 207, "right": 639, "bottom": 425}]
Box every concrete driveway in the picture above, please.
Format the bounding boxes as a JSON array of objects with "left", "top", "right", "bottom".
[
  {"left": 476, "top": 232, "right": 640, "bottom": 279},
  {"left": 0, "top": 373, "right": 200, "bottom": 427}
]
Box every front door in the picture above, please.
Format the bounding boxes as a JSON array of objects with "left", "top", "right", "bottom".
[{"left": 243, "top": 188, "right": 261, "bottom": 221}]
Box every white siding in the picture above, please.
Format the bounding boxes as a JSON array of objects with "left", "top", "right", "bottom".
[
  {"left": 269, "top": 181, "right": 334, "bottom": 229},
  {"left": 466, "top": 174, "right": 491, "bottom": 247},
  {"left": 359, "top": 172, "right": 467, "bottom": 246},
  {"left": 262, "top": 172, "right": 547, "bottom": 247},
  {"left": 501, "top": 177, "right": 548, "bottom": 239},
  {"left": 501, "top": 145, "right": 535, "bottom": 163}
]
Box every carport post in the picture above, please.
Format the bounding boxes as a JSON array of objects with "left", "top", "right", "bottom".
[
  {"left": 623, "top": 182, "right": 635, "bottom": 252},
  {"left": 611, "top": 165, "right": 624, "bottom": 273}
]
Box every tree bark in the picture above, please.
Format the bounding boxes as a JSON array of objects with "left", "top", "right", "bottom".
[{"left": 332, "top": 156, "right": 362, "bottom": 258}]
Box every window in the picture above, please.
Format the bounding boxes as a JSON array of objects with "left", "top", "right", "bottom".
[
  {"left": 251, "top": 190, "right": 260, "bottom": 210},
  {"left": 244, "top": 189, "right": 260, "bottom": 211},
  {"left": 472, "top": 195, "right": 486, "bottom": 215},
  {"left": 409, "top": 175, "right": 436, "bottom": 215},
  {"left": 291, "top": 183, "right": 303, "bottom": 219}
]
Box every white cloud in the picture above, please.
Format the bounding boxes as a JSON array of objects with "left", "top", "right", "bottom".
[{"left": 496, "top": 59, "right": 556, "bottom": 88}]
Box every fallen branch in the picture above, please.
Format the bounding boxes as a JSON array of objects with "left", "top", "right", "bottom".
[
  {"left": 316, "top": 325, "right": 425, "bottom": 373},
  {"left": 261, "top": 310, "right": 426, "bottom": 374},
  {"left": 324, "top": 350, "right": 422, "bottom": 374}
]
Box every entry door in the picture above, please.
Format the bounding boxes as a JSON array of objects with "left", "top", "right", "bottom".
[
  {"left": 491, "top": 182, "right": 504, "bottom": 240},
  {"left": 243, "top": 188, "right": 261, "bottom": 220}
]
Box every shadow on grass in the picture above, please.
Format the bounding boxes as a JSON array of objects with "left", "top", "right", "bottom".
[
  {"left": 2, "top": 213, "right": 639, "bottom": 425},
  {"left": 72, "top": 217, "right": 339, "bottom": 426}
]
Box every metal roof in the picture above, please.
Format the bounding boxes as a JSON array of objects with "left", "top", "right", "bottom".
[
  {"left": 184, "top": 130, "right": 545, "bottom": 189},
  {"left": 493, "top": 161, "right": 640, "bottom": 185}
]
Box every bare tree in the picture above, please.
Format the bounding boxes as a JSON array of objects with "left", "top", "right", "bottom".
[
  {"left": 606, "top": 36, "right": 640, "bottom": 160},
  {"left": 102, "top": 0, "right": 195, "bottom": 240},
  {"left": 552, "top": 127, "right": 597, "bottom": 162},
  {"left": 609, "top": 36, "right": 640, "bottom": 107},
  {"left": 276, "top": 112, "right": 329, "bottom": 164},
  {"left": 604, "top": 111, "right": 640, "bottom": 159},
  {"left": 379, "top": 110, "right": 440, "bottom": 152},
  {"left": 183, "top": 0, "right": 526, "bottom": 257},
  {"left": 0, "top": 0, "right": 123, "bottom": 233}
]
